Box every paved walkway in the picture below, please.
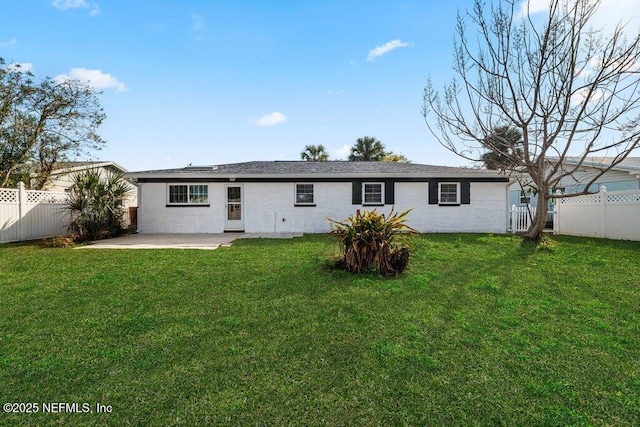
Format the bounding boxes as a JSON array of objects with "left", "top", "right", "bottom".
[{"left": 77, "top": 232, "right": 303, "bottom": 250}]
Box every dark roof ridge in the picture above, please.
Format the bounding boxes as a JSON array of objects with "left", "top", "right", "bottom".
[{"left": 128, "top": 160, "right": 504, "bottom": 177}]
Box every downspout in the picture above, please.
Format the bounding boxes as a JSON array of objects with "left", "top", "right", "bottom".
[
  {"left": 136, "top": 181, "right": 142, "bottom": 233},
  {"left": 506, "top": 182, "right": 510, "bottom": 233}
]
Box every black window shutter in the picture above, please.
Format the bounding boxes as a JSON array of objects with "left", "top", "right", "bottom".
[
  {"left": 384, "top": 181, "right": 395, "bottom": 204},
  {"left": 461, "top": 181, "right": 471, "bottom": 204},
  {"left": 428, "top": 180, "right": 438, "bottom": 204},
  {"left": 352, "top": 181, "right": 362, "bottom": 204}
]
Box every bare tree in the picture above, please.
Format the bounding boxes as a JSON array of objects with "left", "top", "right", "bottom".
[{"left": 423, "top": 0, "right": 640, "bottom": 242}]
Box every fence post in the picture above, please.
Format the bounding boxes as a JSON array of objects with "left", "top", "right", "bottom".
[
  {"left": 553, "top": 189, "right": 561, "bottom": 235},
  {"left": 18, "top": 181, "right": 26, "bottom": 241},
  {"left": 599, "top": 185, "right": 607, "bottom": 238},
  {"left": 511, "top": 205, "right": 517, "bottom": 234}
]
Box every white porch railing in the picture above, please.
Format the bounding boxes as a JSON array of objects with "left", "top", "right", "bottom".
[
  {"left": 510, "top": 205, "right": 535, "bottom": 233},
  {"left": 509, "top": 205, "right": 555, "bottom": 234}
]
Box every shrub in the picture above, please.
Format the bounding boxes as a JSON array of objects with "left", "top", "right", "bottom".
[
  {"left": 328, "top": 209, "right": 416, "bottom": 276},
  {"left": 43, "top": 235, "right": 79, "bottom": 248},
  {"left": 64, "top": 168, "right": 132, "bottom": 241}
]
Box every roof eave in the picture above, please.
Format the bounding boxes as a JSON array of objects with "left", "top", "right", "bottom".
[
  {"left": 548, "top": 157, "right": 640, "bottom": 173},
  {"left": 49, "top": 161, "right": 130, "bottom": 176}
]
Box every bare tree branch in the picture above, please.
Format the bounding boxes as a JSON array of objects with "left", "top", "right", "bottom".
[{"left": 423, "top": 0, "right": 640, "bottom": 242}]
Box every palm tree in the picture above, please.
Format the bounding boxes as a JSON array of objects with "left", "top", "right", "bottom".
[
  {"left": 348, "top": 136, "right": 386, "bottom": 161},
  {"left": 64, "top": 168, "right": 132, "bottom": 240},
  {"left": 480, "top": 126, "right": 523, "bottom": 170},
  {"left": 300, "top": 144, "right": 329, "bottom": 161}
]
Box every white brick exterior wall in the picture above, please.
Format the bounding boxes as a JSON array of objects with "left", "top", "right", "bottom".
[
  {"left": 244, "top": 182, "right": 355, "bottom": 233},
  {"left": 395, "top": 182, "right": 507, "bottom": 233},
  {"left": 137, "top": 181, "right": 508, "bottom": 234},
  {"left": 138, "top": 182, "right": 224, "bottom": 233}
]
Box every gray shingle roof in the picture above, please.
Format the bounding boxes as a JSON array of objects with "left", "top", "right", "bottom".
[
  {"left": 47, "top": 161, "right": 128, "bottom": 176},
  {"left": 548, "top": 156, "right": 640, "bottom": 172},
  {"left": 129, "top": 161, "right": 504, "bottom": 178},
  {"left": 53, "top": 161, "right": 105, "bottom": 170}
]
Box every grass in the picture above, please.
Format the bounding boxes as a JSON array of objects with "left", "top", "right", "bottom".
[{"left": 1, "top": 233, "right": 639, "bottom": 426}]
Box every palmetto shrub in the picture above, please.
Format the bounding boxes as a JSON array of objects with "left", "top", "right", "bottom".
[
  {"left": 328, "top": 209, "right": 416, "bottom": 276},
  {"left": 64, "top": 168, "right": 132, "bottom": 241}
]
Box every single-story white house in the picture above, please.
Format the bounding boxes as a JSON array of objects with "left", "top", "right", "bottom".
[{"left": 127, "top": 161, "right": 511, "bottom": 234}]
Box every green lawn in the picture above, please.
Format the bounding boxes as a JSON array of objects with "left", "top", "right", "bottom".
[{"left": 1, "top": 234, "right": 639, "bottom": 426}]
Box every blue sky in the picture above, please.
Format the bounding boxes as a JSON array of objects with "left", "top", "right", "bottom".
[{"left": 1, "top": 0, "right": 638, "bottom": 172}]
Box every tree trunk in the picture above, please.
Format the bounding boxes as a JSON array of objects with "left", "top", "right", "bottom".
[
  {"left": 524, "top": 191, "right": 548, "bottom": 243},
  {"left": 0, "top": 171, "right": 10, "bottom": 188}
]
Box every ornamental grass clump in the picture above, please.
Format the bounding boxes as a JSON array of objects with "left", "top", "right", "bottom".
[{"left": 328, "top": 209, "right": 416, "bottom": 276}]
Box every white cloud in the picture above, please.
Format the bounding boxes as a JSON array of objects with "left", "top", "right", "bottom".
[
  {"left": 334, "top": 145, "right": 351, "bottom": 160},
  {"left": 517, "top": 0, "right": 548, "bottom": 17},
  {"left": 254, "top": 112, "right": 287, "bottom": 126},
  {"left": 192, "top": 13, "right": 205, "bottom": 32},
  {"left": 576, "top": 68, "right": 592, "bottom": 79},
  {"left": 52, "top": 0, "right": 100, "bottom": 16},
  {"left": 52, "top": 0, "right": 88, "bottom": 10},
  {"left": 326, "top": 89, "right": 345, "bottom": 95},
  {"left": 576, "top": 45, "right": 640, "bottom": 81},
  {"left": 0, "top": 38, "right": 17, "bottom": 48},
  {"left": 571, "top": 87, "right": 605, "bottom": 106},
  {"left": 518, "top": 0, "right": 640, "bottom": 29},
  {"left": 612, "top": 57, "right": 640, "bottom": 73},
  {"left": 367, "top": 39, "right": 412, "bottom": 62},
  {"left": 6, "top": 63, "right": 33, "bottom": 73},
  {"left": 55, "top": 68, "right": 127, "bottom": 92}
]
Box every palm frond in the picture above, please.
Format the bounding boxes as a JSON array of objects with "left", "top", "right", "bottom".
[{"left": 328, "top": 208, "right": 416, "bottom": 276}]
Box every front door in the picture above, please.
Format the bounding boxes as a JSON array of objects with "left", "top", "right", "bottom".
[{"left": 225, "top": 185, "right": 244, "bottom": 231}]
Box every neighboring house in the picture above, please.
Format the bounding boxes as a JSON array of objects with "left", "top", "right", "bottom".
[
  {"left": 42, "top": 161, "right": 138, "bottom": 209},
  {"left": 127, "top": 161, "right": 511, "bottom": 234},
  {"left": 508, "top": 157, "right": 640, "bottom": 208},
  {"left": 550, "top": 156, "right": 640, "bottom": 193}
]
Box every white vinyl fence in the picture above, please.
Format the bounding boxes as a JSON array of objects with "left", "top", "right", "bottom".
[
  {"left": 509, "top": 205, "right": 554, "bottom": 233},
  {"left": 554, "top": 186, "right": 640, "bottom": 241},
  {"left": 510, "top": 205, "right": 536, "bottom": 233},
  {"left": 1, "top": 182, "right": 69, "bottom": 243}
]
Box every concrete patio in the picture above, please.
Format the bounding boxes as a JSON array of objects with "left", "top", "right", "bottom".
[{"left": 76, "top": 232, "right": 303, "bottom": 250}]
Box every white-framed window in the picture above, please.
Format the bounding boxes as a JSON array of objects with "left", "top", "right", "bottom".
[
  {"left": 295, "top": 183, "right": 315, "bottom": 205},
  {"left": 363, "top": 182, "right": 384, "bottom": 205},
  {"left": 520, "top": 190, "right": 530, "bottom": 205},
  {"left": 438, "top": 182, "right": 460, "bottom": 205},
  {"left": 167, "top": 184, "right": 209, "bottom": 205}
]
